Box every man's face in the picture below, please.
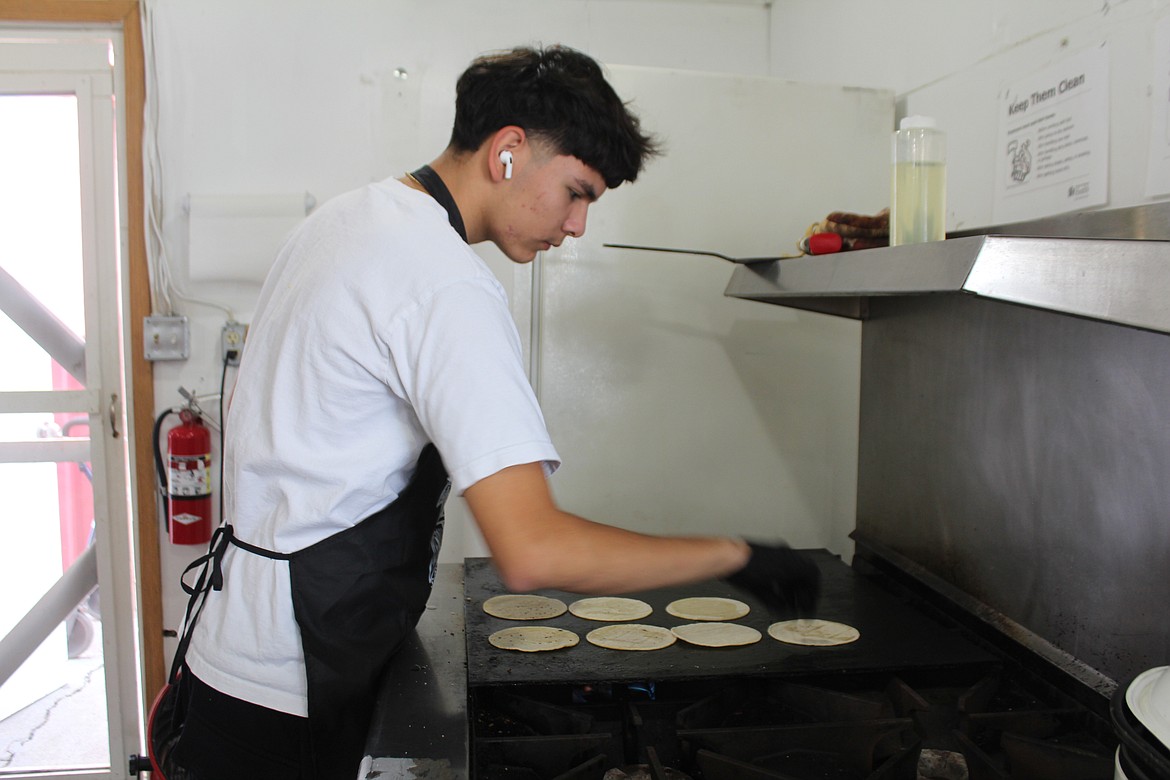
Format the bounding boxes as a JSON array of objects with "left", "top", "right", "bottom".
[{"left": 491, "top": 152, "right": 607, "bottom": 263}]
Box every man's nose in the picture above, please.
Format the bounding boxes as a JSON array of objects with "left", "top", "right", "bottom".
[{"left": 564, "top": 203, "right": 588, "bottom": 238}]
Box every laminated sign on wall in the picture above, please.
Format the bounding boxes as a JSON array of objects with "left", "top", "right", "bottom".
[
  {"left": 1146, "top": 16, "right": 1170, "bottom": 197},
  {"left": 992, "top": 46, "right": 1109, "bottom": 224}
]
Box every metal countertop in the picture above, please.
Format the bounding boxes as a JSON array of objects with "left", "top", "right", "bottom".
[
  {"left": 364, "top": 563, "right": 467, "bottom": 779},
  {"left": 722, "top": 202, "right": 1170, "bottom": 334},
  {"left": 724, "top": 234, "right": 1170, "bottom": 333}
]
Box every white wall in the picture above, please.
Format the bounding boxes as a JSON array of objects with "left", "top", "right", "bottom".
[
  {"left": 145, "top": 0, "right": 778, "bottom": 640},
  {"left": 770, "top": 0, "right": 1170, "bottom": 230}
]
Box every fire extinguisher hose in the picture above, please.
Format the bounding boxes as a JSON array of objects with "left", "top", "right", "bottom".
[
  {"left": 152, "top": 408, "right": 179, "bottom": 500},
  {"left": 152, "top": 409, "right": 179, "bottom": 537}
]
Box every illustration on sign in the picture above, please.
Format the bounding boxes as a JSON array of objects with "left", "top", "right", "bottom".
[{"left": 1007, "top": 139, "right": 1032, "bottom": 183}]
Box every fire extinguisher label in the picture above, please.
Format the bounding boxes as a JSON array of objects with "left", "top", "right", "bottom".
[
  {"left": 169, "top": 457, "right": 211, "bottom": 497},
  {"left": 172, "top": 512, "right": 204, "bottom": 527}
]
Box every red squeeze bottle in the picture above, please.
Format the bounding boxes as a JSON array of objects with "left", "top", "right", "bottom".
[{"left": 807, "top": 232, "right": 844, "bottom": 254}]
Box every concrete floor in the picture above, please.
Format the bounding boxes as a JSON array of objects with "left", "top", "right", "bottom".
[{"left": 0, "top": 627, "right": 109, "bottom": 773}]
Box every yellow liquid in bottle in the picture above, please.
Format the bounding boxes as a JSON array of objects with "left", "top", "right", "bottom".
[{"left": 890, "top": 162, "right": 946, "bottom": 246}]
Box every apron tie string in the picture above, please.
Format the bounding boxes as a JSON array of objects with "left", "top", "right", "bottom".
[
  {"left": 170, "top": 525, "right": 294, "bottom": 683},
  {"left": 180, "top": 523, "right": 233, "bottom": 596},
  {"left": 170, "top": 524, "right": 234, "bottom": 682}
]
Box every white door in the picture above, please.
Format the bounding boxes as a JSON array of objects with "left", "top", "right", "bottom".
[{"left": 0, "top": 36, "right": 141, "bottom": 778}]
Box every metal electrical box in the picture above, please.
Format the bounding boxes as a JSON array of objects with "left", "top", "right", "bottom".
[{"left": 144, "top": 315, "right": 189, "bottom": 361}]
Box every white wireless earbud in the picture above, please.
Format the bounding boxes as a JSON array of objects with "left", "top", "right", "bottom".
[{"left": 499, "top": 150, "right": 513, "bottom": 180}]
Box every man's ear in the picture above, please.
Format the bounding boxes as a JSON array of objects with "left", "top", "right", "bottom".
[{"left": 488, "top": 126, "right": 526, "bottom": 182}]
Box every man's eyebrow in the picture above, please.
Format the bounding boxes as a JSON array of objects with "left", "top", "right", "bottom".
[{"left": 575, "top": 178, "right": 600, "bottom": 202}]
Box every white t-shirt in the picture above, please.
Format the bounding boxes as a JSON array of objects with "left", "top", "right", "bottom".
[{"left": 184, "top": 177, "right": 560, "bottom": 716}]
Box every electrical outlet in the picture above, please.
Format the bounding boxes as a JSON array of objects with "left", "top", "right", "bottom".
[
  {"left": 144, "top": 315, "right": 189, "bottom": 361},
  {"left": 222, "top": 321, "right": 247, "bottom": 365}
]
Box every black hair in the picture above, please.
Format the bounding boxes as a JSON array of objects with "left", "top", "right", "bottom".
[{"left": 450, "top": 45, "right": 660, "bottom": 189}]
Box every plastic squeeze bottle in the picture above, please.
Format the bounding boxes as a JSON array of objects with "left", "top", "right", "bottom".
[{"left": 890, "top": 116, "right": 946, "bottom": 246}]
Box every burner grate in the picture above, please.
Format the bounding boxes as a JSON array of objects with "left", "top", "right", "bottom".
[{"left": 469, "top": 668, "right": 1115, "bottom": 780}]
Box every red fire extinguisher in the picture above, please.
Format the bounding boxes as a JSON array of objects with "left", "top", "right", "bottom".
[{"left": 166, "top": 409, "right": 212, "bottom": 545}]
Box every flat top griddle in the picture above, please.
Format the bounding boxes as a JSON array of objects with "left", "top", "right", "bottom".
[{"left": 465, "top": 550, "right": 995, "bottom": 688}]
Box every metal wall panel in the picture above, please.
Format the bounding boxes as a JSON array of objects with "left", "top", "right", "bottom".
[{"left": 856, "top": 293, "right": 1170, "bottom": 685}]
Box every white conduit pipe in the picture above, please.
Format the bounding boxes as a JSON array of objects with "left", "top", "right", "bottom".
[
  {"left": 0, "top": 544, "right": 98, "bottom": 689},
  {"left": 0, "top": 264, "right": 86, "bottom": 385}
]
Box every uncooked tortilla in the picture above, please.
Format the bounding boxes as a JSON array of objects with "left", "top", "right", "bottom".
[
  {"left": 665, "top": 596, "right": 750, "bottom": 622},
  {"left": 482, "top": 594, "right": 567, "bottom": 621},
  {"left": 767, "top": 619, "right": 860, "bottom": 646},
  {"left": 670, "top": 622, "right": 762, "bottom": 648},
  {"left": 586, "top": 624, "right": 676, "bottom": 651},
  {"left": 569, "top": 597, "right": 653, "bottom": 622},
  {"left": 488, "top": 626, "right": 579, "bottom": 652}
]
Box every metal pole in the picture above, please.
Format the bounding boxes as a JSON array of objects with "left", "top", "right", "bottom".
[
  {"left": 0, "top": 544, "right": 99, "bottom": 689},
  {"left": 0, "top": 264, "right": 87, "bottom": 384}
]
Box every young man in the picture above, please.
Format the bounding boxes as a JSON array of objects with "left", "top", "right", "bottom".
[{"left": 167, "top": 45, "right": 819, "bottom": 780}]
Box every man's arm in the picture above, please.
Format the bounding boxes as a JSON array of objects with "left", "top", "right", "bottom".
[{"left": 463, "top": 461, "right": 751, "bottom": 594}]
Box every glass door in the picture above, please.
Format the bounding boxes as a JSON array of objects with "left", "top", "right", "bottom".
[{"left": 0, "top": 37, "right": 139, "bottom": 778}]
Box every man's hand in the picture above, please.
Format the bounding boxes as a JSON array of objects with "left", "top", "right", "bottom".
[{"left": 725, "top": 542, "right": 821, "bottom": 615}]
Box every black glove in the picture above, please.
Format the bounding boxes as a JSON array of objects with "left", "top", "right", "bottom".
[{"left": 725, "top": 542, "right": 821, "bottom": 616}]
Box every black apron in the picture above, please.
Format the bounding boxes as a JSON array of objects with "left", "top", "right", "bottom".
[
  {"left": 151, "top": 168, "right": 467, "bottom": 779},
  {"left": 285, "top": 442, "right": 450, "bottom": 774}
]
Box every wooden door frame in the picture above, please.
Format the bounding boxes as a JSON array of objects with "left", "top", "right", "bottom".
[{"left": 0, "top": 0, "right": 164, "bottom": 703}]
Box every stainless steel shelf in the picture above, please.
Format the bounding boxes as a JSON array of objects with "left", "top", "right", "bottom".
[{"left": 724, "top": 234, "right": 1170, "bottom": 334}]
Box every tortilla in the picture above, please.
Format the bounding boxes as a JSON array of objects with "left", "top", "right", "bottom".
[
  {"left": 670, "top": 622, "right": 762, "bottom": 648},
  {"left": 483, "top": 594, "right": 567, "bottom": 621},
  {"left": 767, "top": 619, "right": 860, "bottom": 646},
  {"left": 569, "top": 597, "right": 653, "bottom": 622},
  {"left": 488, "top": 626, "right": 579, "bottom": 652},
  {"left": 586, "top": 624, "right": 676, "bottom": 651},
  {"left": 665, "top": 596, "right": 750, "bottom": 622}
]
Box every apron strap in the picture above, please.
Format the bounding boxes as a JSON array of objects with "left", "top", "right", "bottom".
[
  {"left": 409, "top": 165, "right": 468, "bottom": 242},
  {"left": 229, "top": 533, "right": 294, "bottom": 561}
]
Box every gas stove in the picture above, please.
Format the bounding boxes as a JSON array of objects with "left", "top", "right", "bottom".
[
  {"left": 470, "top": 666, "right": 1112, "bottom": 780},
  {"left": 459, "top": 551, "right": 1116, "bottom": 780}
]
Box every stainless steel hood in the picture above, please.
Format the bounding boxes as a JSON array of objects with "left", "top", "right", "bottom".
[{"left": 724, "top": 203, "right": 1170, "bottom": 334}]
